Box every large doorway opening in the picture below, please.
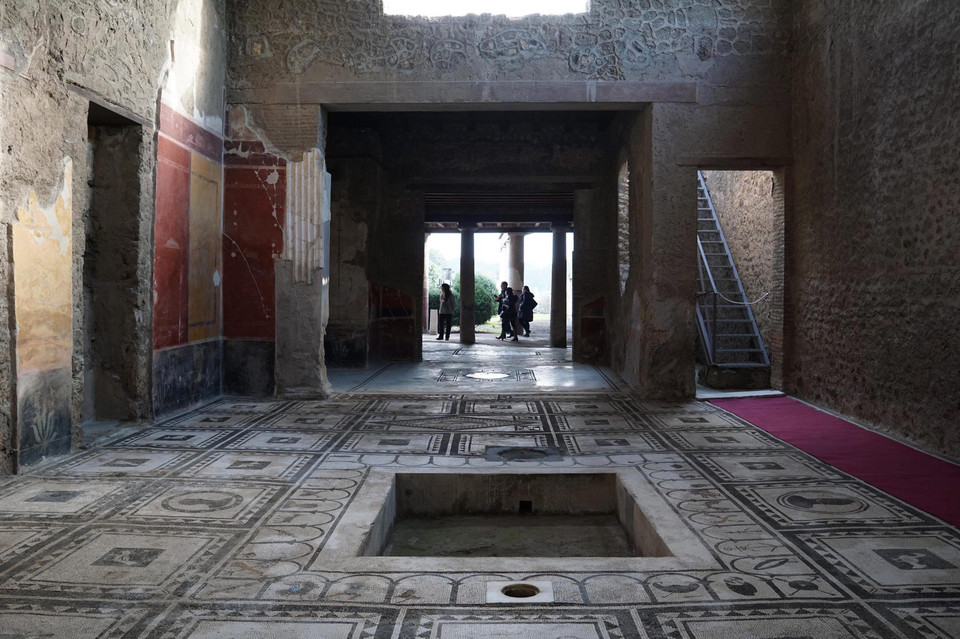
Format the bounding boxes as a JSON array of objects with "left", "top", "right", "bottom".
[
  {"left": 424, "top": 232, "right": 572, "bottom": 342},
  {"left": 326, "top": 110, "right": 612, "bottom": 366}
]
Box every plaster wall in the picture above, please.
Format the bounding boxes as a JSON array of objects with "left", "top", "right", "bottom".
[
  {"left": 789, "top": 1, "right": 960, "bottom": 457},
  {"left": 702, "top": 170, "right": 784, "bottom": 386},
  {"left": 0, "top": 0, "right": 226, "bottom": 470}
]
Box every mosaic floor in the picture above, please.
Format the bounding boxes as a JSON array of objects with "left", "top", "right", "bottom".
[{"left": 3, "top": 346, "right": 959, "bottom": 636}]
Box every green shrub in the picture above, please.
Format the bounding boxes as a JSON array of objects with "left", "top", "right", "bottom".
[{"left": 452, "top": 273, "right": 497, "bottom": 327}]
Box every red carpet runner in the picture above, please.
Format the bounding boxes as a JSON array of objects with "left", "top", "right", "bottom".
[{"left": 711, "top": 396, "right": 960, "bottom": 527}]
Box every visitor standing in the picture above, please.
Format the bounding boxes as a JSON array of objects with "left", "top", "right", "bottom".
[
  {"left": 437, "top": 283, "right": 455, "bottom": 340},
  {"left": 518, "top": 285, "right": 537, "bottom": 337},
  {"left": 494, "top": 281, "right": 513, "bottom": 339},
  {"left": 498, "top": 287, "right": 519, "bottom": 342}
]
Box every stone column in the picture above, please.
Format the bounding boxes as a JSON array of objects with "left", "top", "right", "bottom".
[
  {"left": 459, "top": 224, "right": 476, "bottom": 344},
  {"left": 507, "top": 232, "right": 525, "bottom": 288},
  {"left": 550, "top": 224, "right": 568, "bottom": 348},
  {"left": 423, "top": 232, "right": 431, "bottom": 333},
  {"left": 275, "top": 149, "right": 334, "bottom": 398}
]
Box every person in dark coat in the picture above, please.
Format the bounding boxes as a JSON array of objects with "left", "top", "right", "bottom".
[
  {"left": 493, "top": 281, "right": 513, "bottom": 339},
  {"left": 518, "top": 285, "right": 538, "bottom": 337},
  {"left": 497, "top": 287, "right": 519, "bottom": 341},
  {"left": 436, "top": 282, "right": 455, "bottom": 340}
]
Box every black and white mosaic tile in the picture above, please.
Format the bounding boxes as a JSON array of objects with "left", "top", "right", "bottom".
[{"left": 0, "top": 392, "right": 957, "bottom": 637}]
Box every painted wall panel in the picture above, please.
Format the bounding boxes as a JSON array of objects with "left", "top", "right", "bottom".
[
  {"left": 187, "top": 153, "right": 222, "bottom": 342},
  {"left": 153, "top": 136, "right": 191, "bottom": 349},
  {"left": 222, "top": 162, "right": 285, "bottom": 339},
  {"left": 12, "top": 160, "right": 74, "bottom": 465}
]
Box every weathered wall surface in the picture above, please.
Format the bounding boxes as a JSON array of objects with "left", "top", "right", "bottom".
[
  {"left": 790, "top": 1, "right": 960, "bottom": 456},
  {"left": 228, "top": 0, "right": 788, "bottom": 84},
  {"left": 703, "top": 169, "right": 783, "bottom": 386},
  {"left": 0, "top": 0, "right": 226, "bottom": 470}
]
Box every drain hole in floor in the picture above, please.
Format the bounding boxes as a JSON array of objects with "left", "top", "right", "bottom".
[{"left": 501, "top": 583, "right": 540, "bottom": 598}]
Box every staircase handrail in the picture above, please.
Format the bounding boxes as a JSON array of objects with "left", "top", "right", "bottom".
[
  {"left": 696, "top": 236, "right": 719, "bottom": 363},
  {"left": 696, "top": 170, "right": 770, "bottom": 367},
  {"left": 697, "top": 237, "right": 719, "bottom": 296}
]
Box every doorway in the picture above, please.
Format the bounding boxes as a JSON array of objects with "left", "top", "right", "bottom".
[
  {"left": 82, "top": 102, "right": 148, "bottom": 428},
  {"left": 695, "top": 169, "right": 785, "bottom": 392}
]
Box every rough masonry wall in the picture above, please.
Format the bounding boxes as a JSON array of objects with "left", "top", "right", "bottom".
[
  {"left": 790, "top": 1, "right": 960, "bottom": 456},
  {"left": 0, "top": 0, "right": 225, "bottom": 470},
  {"left": 703, "top": 170, "right": 783, "bottom": 386},
  {"left": 228, "top": 0, "right": 789, "bottom": 84}
]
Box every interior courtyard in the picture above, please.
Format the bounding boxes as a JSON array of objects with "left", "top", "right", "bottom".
[{"left": 1, "top": 1, "right": 959, "bottom": 637}]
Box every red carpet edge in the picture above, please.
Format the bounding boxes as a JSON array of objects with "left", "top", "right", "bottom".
[{"left": 710, "top": 396, "right": 960, "bottom": 527}]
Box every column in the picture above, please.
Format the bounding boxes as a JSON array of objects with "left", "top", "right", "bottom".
[
  {"left": 423, "top": 233, "right": 431, "bottom": 333},
  {"left": 275, "top": 149, "right": 334, "bottom": 398},
  {"left": 550, "top": 224, "right": 568, "bottom": 348},
  {"left": 507, "top": 232, "right": 525, "bottom": 288},
  {"left": 459, "top": 224, "right": 476, "bottom": 344}
]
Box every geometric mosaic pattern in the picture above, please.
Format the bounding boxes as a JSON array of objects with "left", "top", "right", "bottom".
[{"left": 1, "top": 392, "right": 958, "bottom": 637}]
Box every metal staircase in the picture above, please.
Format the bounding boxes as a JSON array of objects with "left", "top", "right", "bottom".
[{"left": 696, "top": 171, "right": 770, "bottom": 370}]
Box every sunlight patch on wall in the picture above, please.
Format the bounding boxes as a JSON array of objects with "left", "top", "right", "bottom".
[{"left": 383, "top": 0, "right": 589, "bottom": 18}]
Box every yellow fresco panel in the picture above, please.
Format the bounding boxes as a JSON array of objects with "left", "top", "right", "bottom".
[
  {"left": 13, "top": 160, "right": 73, "bottom": 373},
  {"left": 187, "top": 152, "right": 222, "bottom": 342}
]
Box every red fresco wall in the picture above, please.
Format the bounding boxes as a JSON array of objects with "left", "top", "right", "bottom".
[
  {"left": 152, "top": 104, "right": 224, "bottom": 350},
  {"left": 153, "top": 135, "right": 191, "bottom": 349},
  {"left": 222, "top": 140, "right": 285, "bottom": 340}
]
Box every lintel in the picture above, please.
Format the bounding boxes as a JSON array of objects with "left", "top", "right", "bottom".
[
  {"left": 230, "top": 81, "right": 698, "bottom": 111},
  {"left": 66, "top": 82, "right": 152, "bottom": 128},
  {"left": 677, "top": 155, "right": 792, "bottom": 169}
]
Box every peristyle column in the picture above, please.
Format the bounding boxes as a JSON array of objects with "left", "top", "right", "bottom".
[
  {"left": 423, "top": 232, "right": 431, "bottom": 333},
  {"left": 507, "top": 232, "right": 525, "bottom": 288},
  {"left": 459, "top": 224, "right": 476, "bottom": 344},
  {"left": 550, "top": 224, "right": 569, "bottom": 348}
]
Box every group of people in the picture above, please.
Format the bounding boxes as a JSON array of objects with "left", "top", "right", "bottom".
[
  {"left": 433, "top": 280, "right": 538, "bottom": 342},
  {"left": 494, "top": 281, "right": 537, "bottom": 342}
]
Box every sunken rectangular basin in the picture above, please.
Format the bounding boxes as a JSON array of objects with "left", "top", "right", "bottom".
[
  {"left": 316, "top": 469, "right": 717, "bottom": 574},
  {"left": 378, "top": 473, "right": 664, "bottom": 558}
]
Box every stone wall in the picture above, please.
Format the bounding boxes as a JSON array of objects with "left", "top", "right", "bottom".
[
  {"left": 0, "top": 0, "right": 226, "bottom": 470},
  {"left": 789, "top": 1, "right": 960, "bottom": 456},
  {"left": 228, "top": 0, "right": 789, "bottom": 84},
  {"left": 702, "top": 170, "right": 783, "bottom": 386}
]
